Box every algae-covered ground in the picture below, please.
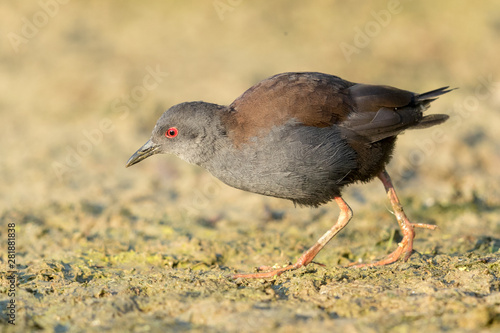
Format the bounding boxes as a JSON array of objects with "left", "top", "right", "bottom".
[{"left": 1, "top": 1, "right": 500, "bottom": 332}]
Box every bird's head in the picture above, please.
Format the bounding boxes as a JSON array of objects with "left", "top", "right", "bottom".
[{"left": 126, "top": 101, "right": 226, "bottom": 168}]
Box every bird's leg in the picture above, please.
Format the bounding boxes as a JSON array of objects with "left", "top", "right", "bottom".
[
  {"left": 349, "top": 169, "right": 437, "bottom": 268},
  {"left": 233, "top": 197, "right": 352, "bottom": 279}
]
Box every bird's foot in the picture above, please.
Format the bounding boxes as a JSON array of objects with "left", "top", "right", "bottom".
[
  {"left": 348, "top": 222, "right": 437, "bottom": 268},
  {"left": 233, "top": 263, "right": 299, "bottom": 279},
  {"left": 347, "top": 170, "right": 438, "bottom": 268},
  {"left": 233, "top": 260, "right": 326, "bottom": 279},
  {"left": 233, "top": 197, "right": 353, "bottom": 279},
  {"left": 232, "top": 242, "right": 329, "bottom": 279}
]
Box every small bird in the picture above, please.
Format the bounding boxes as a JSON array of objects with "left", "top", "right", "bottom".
[{"left": 126, "top": 72, "right": 452, "bottom": 279}]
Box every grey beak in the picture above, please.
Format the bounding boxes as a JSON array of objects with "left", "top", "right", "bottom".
[{"left": 126, "top": 139, "right": 160, "bottom": 167}]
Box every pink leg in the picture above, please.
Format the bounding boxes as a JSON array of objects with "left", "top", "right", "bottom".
[
  {"left": 349, "top": 169, "right": 437, "bottom": 268},
  {"left": 233, "top": 197, "right": 352, "bottom": 279}
]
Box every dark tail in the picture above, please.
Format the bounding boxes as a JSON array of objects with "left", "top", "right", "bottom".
[
  {"left": 412, "top": 86, "right": 456, "bottom": 129},
  {"left": 416, "top": 86, "right": 456, "bottom": 103}
]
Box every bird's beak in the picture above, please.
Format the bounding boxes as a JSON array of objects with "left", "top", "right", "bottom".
[{"left": 126, "top": 139, "right": 160, "bottom": 167}]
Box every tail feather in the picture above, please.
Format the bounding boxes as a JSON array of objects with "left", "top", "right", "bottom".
[
  {"left": 342, "top": 84, "right": 455, "bottom": 142},
  {"left": 413, "top": 86, "right": 455, "bottom": 126},
  {"left": 412, "top": 113, "right": 449, "bottom": 129},
  {"left": 416, "top": 86, "right": 456, "bottom": 102}
]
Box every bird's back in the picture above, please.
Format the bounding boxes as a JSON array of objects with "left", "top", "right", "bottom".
[
  {"left": 211, "top": 72, "right": 452, "bottom": 206},
  {"left": 224, "top": 72, "right": 355, "bottom": 146},
  {"left": 221, "top": 72, "right": 450, "bottom": 182}
]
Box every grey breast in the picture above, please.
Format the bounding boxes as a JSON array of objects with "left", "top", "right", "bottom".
[{"left": 204, "top": 120, "right": 358, "bottom": 204}]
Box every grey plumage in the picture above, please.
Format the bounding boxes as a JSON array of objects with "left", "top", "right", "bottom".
[{"left": 127, "top": 72, "right": 452, "bottom": 207}]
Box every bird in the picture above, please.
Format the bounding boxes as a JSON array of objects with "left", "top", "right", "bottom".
[{"left": 126, "top": 72, "right": 453, "bottom": 279}]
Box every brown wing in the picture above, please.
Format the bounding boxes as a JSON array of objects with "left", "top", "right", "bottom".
[
  {"left": 225, "top": 72, "right": 355, "bottom": 145},
  {"left": 224, "top": 72, "right": 450, "bottom": 145},
  {"left": 342, "top": 84, "right": 451, "bottom": 142}
]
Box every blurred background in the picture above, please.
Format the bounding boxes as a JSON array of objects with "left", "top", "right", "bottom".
[
  {"left": 1, "top": 1, "right": 500, "bottom": 331},
  {"left": 1, "top": 0, "right": 499, "bottom": 215}
]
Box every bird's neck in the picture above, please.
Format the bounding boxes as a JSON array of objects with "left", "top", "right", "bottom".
[{"left": 182, "top": 105, "right": 232, "bottom": 167}]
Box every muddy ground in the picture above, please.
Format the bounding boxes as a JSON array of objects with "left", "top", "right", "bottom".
[{"left": 1, "top": 1, "right": 500, "bottom": 332}]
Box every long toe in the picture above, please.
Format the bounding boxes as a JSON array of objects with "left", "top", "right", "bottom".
[
  {"left": 233, "top": 263, "right": 296, "bottom": 279},
  {"left": 348, "top": 230, "right": 416, "bottom": 268}
]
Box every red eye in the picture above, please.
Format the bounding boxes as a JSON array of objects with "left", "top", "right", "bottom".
[{"left": 165, "top": 127, "right": 178, "bottom": 138}]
